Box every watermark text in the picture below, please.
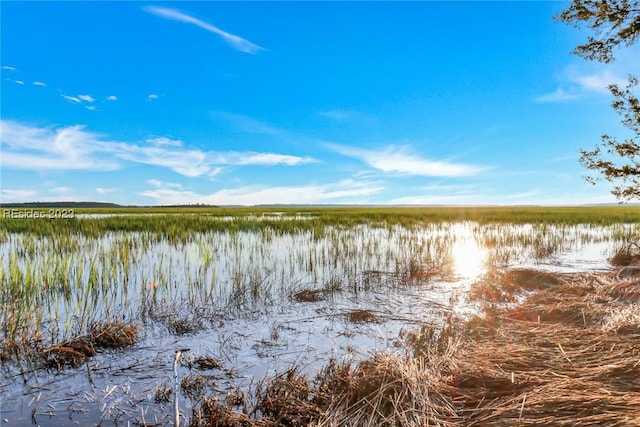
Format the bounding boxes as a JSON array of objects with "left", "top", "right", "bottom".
[{"left": 2, "top": 209, "right": 75, "bottom": 219}]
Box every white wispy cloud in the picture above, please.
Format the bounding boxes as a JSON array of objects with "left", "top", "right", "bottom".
[
  {"left": 0, "top": 120, "right": 120, "bottom": 171},
  {"left": 570, "top": 69, "right": 626, "bottom": 94},
  {"left": 78, "top": 94, "right": 95, "bottom": 102},
  {"left": 114, "top": 144, "right": 215, "bottom": 177},
  {"left": 208, "top": 167, "right": 223, "bottom": 177},
  {"left": 15, "top": 80, "right": 24, "bottom": 85},
  {"left": 96, "top": 187, "right": 116, "bottom": 195},
  {"left": 1, "top": 120, "right": 317, "bottom": 177},
  {"left": 33, "top": 81, "right": 47, "bottom": 87},
  {"left": 536, "top": 68, "right": 627, "bottom": 103},
  {"left": 139, "top": 179, "right": 383, "bottom": 205},
  {"left": 212, "top": 112, "right": 282, "bottom": 136},
  {"left": 219, "top": 152, "right": 316, "bottom": 166},
  {"left": 61, "top": 94, "right": 82, "bottom": 104},
  {"left": 2, "top": 66, "right": 17, "bottom": 71},
  {"left": 147, "top": 137, "right": 183, "bottom": 147},
  {"left": 535, "top": 88, "right": 579, "bottom": 103},
  {"left": 147, "top": 179, "right": 184, "bottom": 189},
  {"left": 1, "top": 189, "right": 37, "bottom": 202},
  {"left": 212, "top": 111, "right": 332, "bottom": 151},
  {"left": 144, "top": 6, "right": 265, "bottom": 54},
  {"left": 106, "top": 95, "right": 118, "bottom": 101},
  {"left": 148, "top": 93, "right": 159, "bottom": 101},
  {"left": 326, "top": 143, "right": 484, "bottom": 177}
]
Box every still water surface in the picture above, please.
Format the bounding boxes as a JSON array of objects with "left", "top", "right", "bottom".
[{"left": 1, "top": 221, "right": 636, "bottom": 425}]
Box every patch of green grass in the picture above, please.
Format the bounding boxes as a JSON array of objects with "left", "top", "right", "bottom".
[{"left": 2, "top": 206, "right": 639, "bottom": 238}]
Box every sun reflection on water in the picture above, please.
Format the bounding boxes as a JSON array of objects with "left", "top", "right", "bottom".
[{"left": 451, "top": 228, "right": 486, "bottom": 281}]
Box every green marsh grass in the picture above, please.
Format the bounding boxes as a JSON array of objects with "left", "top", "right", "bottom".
[
  {"left": 1, "top": 207, "right": 638, "bottom": 372},
  {"left": 2, "top": 206, "right": 640, "bottom": 238}
]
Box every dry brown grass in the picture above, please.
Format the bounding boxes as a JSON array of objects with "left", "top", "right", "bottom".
[
  {"left": 154, "top": 385, "right": 173, "bottom": 403},
  {"left": 187, "top": 355, "right": 223, "bottom": 371},
  {"left": 469, "top": 268, "right": 564, "bottom": 304},
  {"left": 315, "top": 354, "right": 458, "bottom": 427},
  {"left": 345, "top": 309, "right": 380, "bottom": 323},
  {"left": 441, "top": 271, "right": 640, "bottom": 425},
  {"left": 168, "top": 318, "right": 203, "bottom": 335},
  {"left": 2, "top": 321, "right": 138, "bottom": 370},
  {"left": 189, "top": 269, "right": 640, "bottom": 426},
  {"left": 89, "top": 321, "right": 137, "bottom": 348},
  {"left": 41, "top": 336, "right": 97, "bottom": 369},
  {"left": 609, "top": 241, "right": 640, "bottom": 266},
  {"left": 191, "top": 397, "right": 268, "bottom": 427},
  {"left": 293, "top": 289, "right": 326, "bottom": 303}
]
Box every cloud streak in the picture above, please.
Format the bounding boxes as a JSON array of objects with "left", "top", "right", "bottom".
[
  {"left": 0, "top": 120, "right": 316, "bottom": 177},
  {"left": 139, "top": 179, "right": 383, "bottom": 205},
  {"left": 145, "top": 6, "right": 264, "bottom": 54},
  {"left": 1, "top": 188, "right": 37, "bottom": 202},
  {"left": 535, "top": 88, "right": 578, "bottom": 103},
  {"left": 327, "top": 143, "right": 484, "bottom": 177},
  {"left": 0, "top": 122, "right": 120, "bottom": 170},
  {"left": 536, "top": 69, "right": 627, "bottom": 103}
]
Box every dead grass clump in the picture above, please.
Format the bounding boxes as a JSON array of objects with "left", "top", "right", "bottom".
[
  {"left": 0, "top": 339, "right": 22, "bottom": 363},
  {"left": 503, "top": 268, "right": 563, "bottom": 290},
  {"left": 345, "top": 309, "right": 379, "bottom": 323},
  {"left": 293, "top": 289, "right": 325, "bottom": 302},
  {"left": 181, "top": 374, "right": 210, "bottom": 399},
  {"left": 469, "top": 272, "right": 518, "bottom": 304},
  {"left": 602, "top": 304, "right": 640, "bottom": 334},
  {"left": 603, "top": 278, "right": 640, "bottom": 302},
  {"left": 445, "top": 323, "right": 640, "bottom": 424},
  {"left": 400, "top": 260, "right": 444, "bottom": 285},
  {"left": 253, "top": 354, "right": 458, "bottom": 427},
  {"left": 225, "top": 392, "right": 245, "bottom": 408},
  {"left": 187, "top": 355, "right": 223, "bottom": 370},
  {"left": 442, "top": 271, "right": 640, "bottom": 424},
  {"left": 406, "top": 317, "right": 464, "bottom": 357},
  {"left": 191, "top": 397, "right": 266, "bottom": 427},
  {"left": 255, "top": 368, "right": 320, "bottom": 426},
  {"left": 168, "top": 318, "right": 202, "bottom": 335},
  {"left": 317, "top": 354, "right": 458, "bottom": 427},
  {"left": 42, "top": 336, "right": 96, "bottom": 369},
  {"left": 505, "top": 299, "right": 607, "bottom": 327},
  {"left": 89, "top": 321, "right": 137, "bottom": 348},
  {"left": 2, "top": 321, "right": 138, "bottom": 369},
  {"left": 469, "top": 269, "right": 565, "bottom": 304},
  {"left": 154, "top": 385, "right": 172, "bottom": 403},
  {"left": 610, "top": 241, "right": 640, "bottom": 266}
]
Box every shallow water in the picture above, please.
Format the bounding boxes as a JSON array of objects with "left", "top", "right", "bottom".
[{"left": 1, "top": 221, "right": 637, "bottom": 425}]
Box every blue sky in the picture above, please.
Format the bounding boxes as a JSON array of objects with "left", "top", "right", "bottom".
[{"left": 2, "top": 1, "right": 639, "bottom": 206}]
